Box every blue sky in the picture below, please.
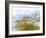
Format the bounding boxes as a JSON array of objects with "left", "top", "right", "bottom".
[{"left": 12, "top": 7, "right": 40, "bottom": 20}]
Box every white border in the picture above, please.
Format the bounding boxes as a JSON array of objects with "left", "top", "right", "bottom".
[{"left": 9, "top": 4, "right": 43, "bottom": 35}]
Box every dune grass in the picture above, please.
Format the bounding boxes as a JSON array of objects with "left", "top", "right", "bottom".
[{"left": 16, "top": 24, "right": 40, "bottom": 31}]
